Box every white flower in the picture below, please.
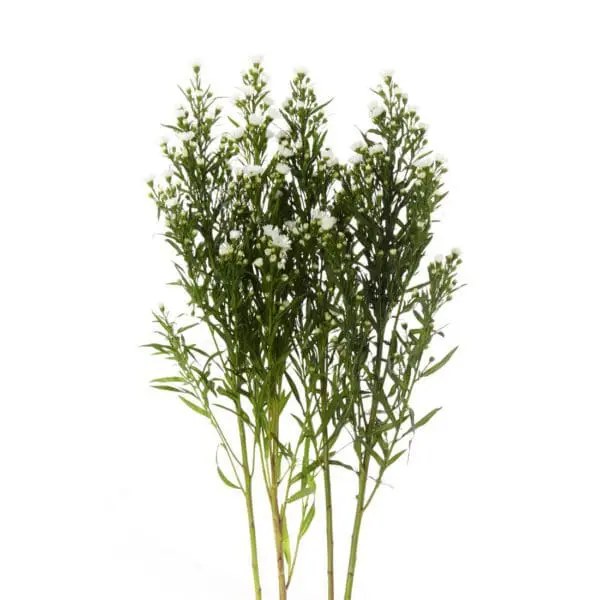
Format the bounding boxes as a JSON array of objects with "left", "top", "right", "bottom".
[
  {"left": 406, "top": 104, "right": 419, "bottom": 113},
  {"left": 380, "top": 68, "right": 395, "bottom": 79},
  {"left": 451, "top": 247, "right": 462, "bottom": 257},
  {"left": 368, "top": 101, "right": 386, "bottom": 119},
  {"left": 165, "top": 196, "right": 178, "bottom": 208},
  {"left": 435, "top": 254, "right": 444, "bottom": 264},
  {"left": 263, "top": 224, "right": 291, "bottom": 251},
  {"left": 414, "top": 155, "right": 434, "bottom": 169},
  {"left": 273, "top": 234, "right": 291, "bottom": 251},
  {"left": 248, "top": 112, "right": 264, "bottom": 126},
  {"left": 283, "top": 96, "right": 294, "bottom": 107},
  {"left": 219, "top": 241, "right": 233, "bottom": 256},
  {"left": 368, "top": 143, "right": 385, "bottom": 155},
  {"left": 279, "top": 146, "right": 294, "bottom": 158},
  {"left": 351, "top": 140, "right": 366, "bottom": 152},
  {"left": 253, "top": 257, "right": 264, "bottom": 267},
  {"left": 229, "top": 230, "right": 242, "bottom": 240},
  {"left": 284, "top": 219, "right": 298, "bottom": 233},
  {"left": 322, "top": 148, "right": 338, "bottom": 165},
  {"left": 267, "top": 106, "right": 280, "bottom": 120},
  {"left": 177, "top": 130, "right": 195, "bottom": 142},
  {"left": 244, "top": 164, "right": 264, "bottom": 176},
  {"left": 263, "top": 96, "right": 275, "bottom": 106},
  {"left": 434, "top": 153, "right": 447, "bottom": 164},
  {"left": 348, "top": 153, "right": 364, "bottom": 165},
  {"left": 230, "top": 126, "right": 245, "bottom": 140},
  {"left": 320, "top": 213, "right": 337, "bottom": 231},
  {"left": 263, "top": 224, "right": 278, "bottom": 238},
  {"left": 416, "top": 121, "right": 429, "bottom": 131},
  {"left": 266, "top": 128, "right": 275, "bottom": 139},
  {"left": 293, "top": 66, "right": 308, "bottom": 77},
  {"left": 249, "top": 54, "right": 263, "bottom": 65},
  {"left": 311, "top": 208, "right": 337, "bottom": 231},
  {"left": 275, "top": 163, "right": 290, "bottom": 175},
  {"left": 240, "top": 84, "right": 255, "bottom": 97}
]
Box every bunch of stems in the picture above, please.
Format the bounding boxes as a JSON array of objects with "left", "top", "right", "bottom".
[{"left": 145, "top": 59, "right": 462, "bottom": 600}]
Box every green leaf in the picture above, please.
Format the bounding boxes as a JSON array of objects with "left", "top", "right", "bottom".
[
  {"left": 151, "top": 376, "right": 187, "bottom": 383},
  {"left": 401, "top": 407, "right": 442, "bottom": 439},
  {"left": 421, "top": 346, "right": 458, "bottom": 377},
  {"left": 281, "top": 515, "right": 292, "bottom": 567},
  {"left": 179, "top": 396, "right": 209, "bottom": 417},
  {"left": 287, "top": 486, "right": 313, "bottom": 504},
  {"left": 299, "top": 503, "right": 315, "bottom": 538},
  {"left": 216, "top": 466, "right": 240, "bottom": 490},
  {"left": 151, "top": 384, "right": 184, "bottom": 393}
]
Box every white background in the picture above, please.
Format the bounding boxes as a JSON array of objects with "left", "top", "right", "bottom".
[{"left": 1, "top": 1, "right": 599, "bottom": 599}]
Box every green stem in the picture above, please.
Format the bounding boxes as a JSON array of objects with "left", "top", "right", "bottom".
[
  {"left": 270, "top": 447, "right": 287, "bottom": 600},
  {"left": 344, "top": 323, "right": 385, "bottom": 600},
  {"left": 343, "top": 465, "right": 368, "bottom": 600},
  {"left": 238, "top": 416, "right": 262, "bottom": 600},
  {"left": 323, "top": 452, "right": 335, "bottom": 600}
]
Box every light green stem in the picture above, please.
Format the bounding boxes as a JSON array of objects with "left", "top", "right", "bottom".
[
  {"left": 323, "top": 453, "right": 335, "bottom": 600},
  {"left": 237, "top": 416, "right": 262, "bottom": 600},
  {"left": 343, "top": 465, "right": 368, "bottom": 600}
]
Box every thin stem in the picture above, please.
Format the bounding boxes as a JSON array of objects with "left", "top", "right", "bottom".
[
  {"left": 237, "top": 416, "right": 262, "bottom": 600},
  {"left": 270, "top": 441, "right": 287, "bottom": 600},
  {"left": 343, "top": 464, "right": 368, "bottom": 600},
  {"left": 323, "top": 452, "right": 335, "bottom": 600},
  {"left": 344, "top": 323, "right": 386, "bottom": 600}
]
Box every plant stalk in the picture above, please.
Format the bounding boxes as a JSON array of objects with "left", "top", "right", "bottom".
[
  {"left": 343, "top": 465, "right": 368, "bottom": 600},
  {"left": 237, "top": 416, "right": 262, "bottom": 600},
  {"left": 269, "top": 446, "right": 287, "bottom": 600},
  {"left": 323, "top": 451, "right": 335, "bottom": 600}
]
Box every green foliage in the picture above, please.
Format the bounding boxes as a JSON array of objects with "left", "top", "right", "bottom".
[{"left": 145, "top": 60, "right": 462, "bottom": 600}]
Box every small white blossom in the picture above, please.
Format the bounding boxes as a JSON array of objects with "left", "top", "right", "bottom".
[
  {"left": 368, "top": 101, "right": 386, "bottom": 119},
  {"left": 380, "top": 68, "right": 395, "bottom": 79},
  {"left": 240, "top": 84, "right": 255, "bottom": 97},
  {"left": 451, "top": 247, "right": 462, "bottom": 257},
  {"left": 219, "top": 241, "right": 233, "bottom": 256},
  {"left": 249, "top": 54, "right": 263, "bottom": 65},
  {"left": 348, "top": 153, "right": 364, "bottom": 165},
  {"left": 368, "top": 143, "right": 385, "bottom": 155},
  {"left": 229, "top": 230, "right": 242, "bottom": 240},
  {"left": 414, "top": 155, "right": 434, "bottom": 169},
  {"left": 267, "top": 107, "right": 281, "bottom": 120},
  {"left": 253, "top": 257, "right": 264, "bottom": 267},
  {"left": 279, "top": 146, "right": 294, "bottom": 157},
  {"left": 406, "top": 104, "right": 419, "bottom": 113},
  {"left": 263, "top": 96, "right": 274, "bottom": 106},
  {"left": 248, "top": 112, "right": 264, "bottom": 126},
  {"left": 293, "top": 66, "right": 308, "bottom": 77},
  {"left": 230, "top": 126, "right": 245, "bottom": 140},
  {"left": 311, "top": 208, "right": 337, "bottom": 231},
  {"left": 416, "top": 121, "right": 428, "bottom": 131},
  {"left": 284, "top": 219, "right": 298, "bottom": 233},
  {"left": 266, "top": 128, "right": 275, "bottom": 139},
  {"left": 275, "top": 163, "right": 290, "bottom": 175},
  {"left": 177, "top": 130, "right": 195, "bottom": 142},
  {"left": 435, "top": 254, "right": 444, "bottom": 264},
  {"left": 263, "top": 224, "right": 291, "bottom": 251},
  {"left": 351, "top": 140, "right": 366, "bottom": 152},
  {"left": 244, "top": 164, "right": 264, "bottom": 177}
]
